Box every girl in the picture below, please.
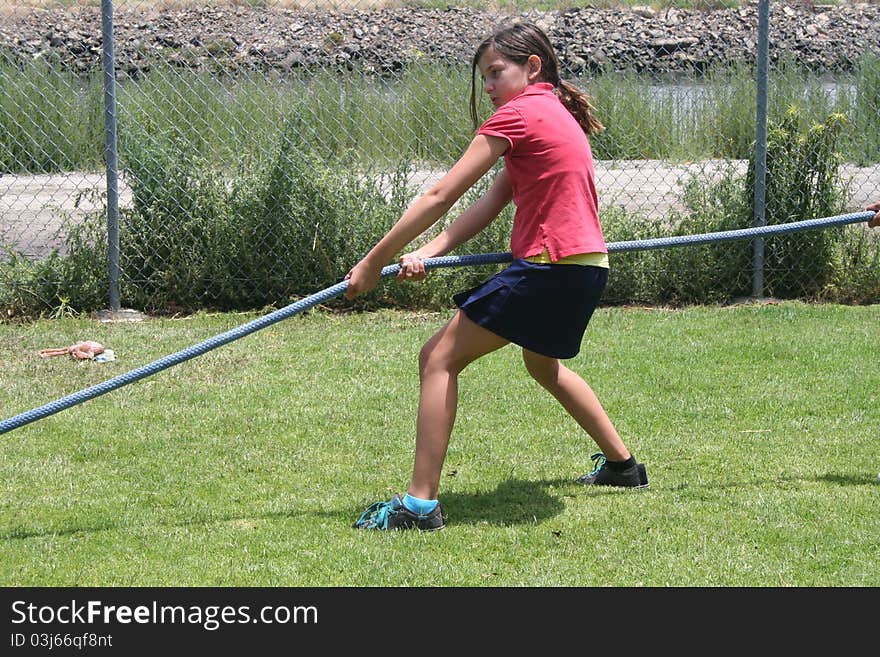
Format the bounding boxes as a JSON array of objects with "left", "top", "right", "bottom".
[{"left": 345, "top": 22, "right": 648, "bottom": 531}]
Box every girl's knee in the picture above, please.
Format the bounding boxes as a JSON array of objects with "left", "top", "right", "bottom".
[
  {"left": 419, "top": 312, "right": 506, "bottom": 377},
  {"left": 419, "top": 334, "right": 454, "bottom": 376},
  {"left": 418, "top": 339, "right": 437, "bottom": 373},
  {"left": 522, "top": 350, "right": 559, "bottom": 387}
]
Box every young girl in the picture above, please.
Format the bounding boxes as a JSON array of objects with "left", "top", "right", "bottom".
[{"left": 345, "top": 22, "right": 648, "bottom": 531}]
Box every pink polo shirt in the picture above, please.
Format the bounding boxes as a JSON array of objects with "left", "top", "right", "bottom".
[{"left": 477, "top": 82, "right": 606, "bottom": 261}]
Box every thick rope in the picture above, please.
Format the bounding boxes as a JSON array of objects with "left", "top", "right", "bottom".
[{"left": 0, "top": 210, "right": 874, "bottom": 436}]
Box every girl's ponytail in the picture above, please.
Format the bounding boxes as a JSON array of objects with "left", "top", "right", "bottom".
[{"left": 555, "top": 80, "right": 604, "bottom": 136}]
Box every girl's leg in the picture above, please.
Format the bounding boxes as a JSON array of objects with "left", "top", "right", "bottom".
[
  {"left": 521, "top": 348, "right": 630, "bottom": 460},
  {"left": 408, "top": 310, "right": 509, "bottom": 500}
]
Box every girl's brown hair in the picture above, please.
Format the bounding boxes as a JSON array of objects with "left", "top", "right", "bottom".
[{"left": 470, "top": 22, "right": 604, "bottom": 136}]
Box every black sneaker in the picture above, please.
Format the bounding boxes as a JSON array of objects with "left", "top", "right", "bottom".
[
  {"left": 352, "top": 494, "right": 445, "bottom": 531},
  {"left": 576, "top": 452, "right": 649, "bottom": 489}
]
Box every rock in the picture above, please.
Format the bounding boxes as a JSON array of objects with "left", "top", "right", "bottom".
[
  {"left": 650, "top": 37, "right": 700, "bottom": 54},
  {"left": 0, "top": 3, "right": 877, "bottom": 78}
]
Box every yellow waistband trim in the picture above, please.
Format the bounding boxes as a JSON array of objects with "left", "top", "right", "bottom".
[{"left": 524, "top": 249, "right": 609, "bottom": 268}]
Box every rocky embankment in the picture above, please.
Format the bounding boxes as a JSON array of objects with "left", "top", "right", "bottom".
[{"left": 1, "top": 2, "right": 879, "bottom": 77}]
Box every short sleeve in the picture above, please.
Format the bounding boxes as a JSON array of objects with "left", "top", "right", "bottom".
[{"left": 477, "top": 104, "right": 527, "bottom": 153}]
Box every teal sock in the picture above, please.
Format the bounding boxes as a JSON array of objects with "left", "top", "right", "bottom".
[{"left": 402, "top": 493, "right": 438, "bottom": 515}]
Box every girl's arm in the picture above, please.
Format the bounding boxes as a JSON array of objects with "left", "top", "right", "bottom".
[
  {"left": 345, "top": 134, "right": 508, "bottom": 299},
  {"left": 409, "top": 167, "right": 512, "bottom": 259},
  {"left": 869, "top": 201, "right": 880, "bottom": 228},
  {"left": 395, "top": 168, "right": 512, "bottom": 282}
]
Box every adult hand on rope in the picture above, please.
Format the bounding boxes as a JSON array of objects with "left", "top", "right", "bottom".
[
  {"left": 868, "top": 201, "right": 880, "bottom": 228},
  {"left": 344, "top": 257, "right": 383, "bottom": 300}
]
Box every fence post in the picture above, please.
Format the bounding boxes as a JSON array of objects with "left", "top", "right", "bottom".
[
  {"left": 752, "top": 0, "right": 771, "bottom": 298},
  {"left": 101, "top": 0, "right": 121, "bottom": 311}
]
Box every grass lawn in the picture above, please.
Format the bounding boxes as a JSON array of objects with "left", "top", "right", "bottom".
[{"left": 1, "top": 302, "right": 878, "bottom": 586}]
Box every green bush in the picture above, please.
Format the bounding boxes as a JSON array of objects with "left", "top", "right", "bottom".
[
  {"left": 602, "top": 168, "right": 753, "bottom": 306},
  {"left": 0, "top": 127, "right": 512, "bottom": 319},
  {"left": 0, "top": 249, "right": 66, "bottom": 319},
  {"left": 113, "top": 116, "right": 518, "bottom": 315},
  {"left": 822, "top": 226, "right": 880, "bottom": 304},
  {"left": 0, "top": 188, "right": 107, "bottom": 320},
  {"left": 118, "top": 119, "right": 415, "bottom": 313},
  {"left": 746, "top": 106, "right": 847, "bottom": 298},
  {"left": 602, "top": 107, "right": 860, "bottom": 306},
  {"left": 1, "top": 104, "right": 877, "bottom": 320}
]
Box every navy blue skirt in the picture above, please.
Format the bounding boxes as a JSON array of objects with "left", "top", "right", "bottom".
[{"left": 452, "top": 259, "right": 608, "bottom": 359}]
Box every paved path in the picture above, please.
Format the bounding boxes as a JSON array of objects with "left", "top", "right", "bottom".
[
  {"left": 0, "top": 172, "right": 133, "bottom": 258},
  {"left": 2, "top": 161, "right": 878, "bottom": 258}
]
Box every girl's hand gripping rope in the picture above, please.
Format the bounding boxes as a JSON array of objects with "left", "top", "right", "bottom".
[
  {"left": 344, "top": 251, "right": 429, "bottom": 300},
  {"left": 344, "top": 257, "right": 383, "bottom": 300},
  {"left": 397, "top": 252, "right": 428, "bottom": 283}
]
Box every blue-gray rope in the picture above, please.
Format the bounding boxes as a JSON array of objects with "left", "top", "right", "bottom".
[
  {"left": 0, "top": 209, "right": 874, "bottom": 436},
  {"left": 605, "top": 211, "right": 874, "bottom": 252}
]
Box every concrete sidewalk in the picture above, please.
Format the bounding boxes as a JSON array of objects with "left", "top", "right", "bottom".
[{"left": 2, "top": 160, "right": 878, "bottom": 258}]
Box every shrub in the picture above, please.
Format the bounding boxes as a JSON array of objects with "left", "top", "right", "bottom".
[
  {"left": 746, "top": 106, "right": 847, "bottom": 298},
  {"left": 118, "top": 119, "right": 417, "bottom": 313},
  {"left": 602, "top": 107, "right": 855, "bottom": 305}
]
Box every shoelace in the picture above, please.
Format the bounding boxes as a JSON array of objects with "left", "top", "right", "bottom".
[
  {"left": 354, "top": 498, "right": 399, "bottom": 529},
  {"left": 587, "top": 451, "right": 607, "bottom": 476}
]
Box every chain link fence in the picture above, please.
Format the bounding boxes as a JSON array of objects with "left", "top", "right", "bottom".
[{"left": 1, "top": 1, "right": 879, "bottom": 317}]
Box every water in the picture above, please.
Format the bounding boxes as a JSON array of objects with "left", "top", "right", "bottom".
[{"left": 647, "top": 80, "right": 857, "bottom": 121}]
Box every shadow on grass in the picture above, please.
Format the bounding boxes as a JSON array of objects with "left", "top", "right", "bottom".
[
  {"left": 6, "top": 472, "right": 875, "bottom": 540},
  {"left": 0, "top": 509, "right": 298, "bottom": 541},
  {"left": 343, "top": 478, "right": 621, "bottom": 528},
  {"left": 3, "top": 479, "right": 575, "bottom": 538},
  {"left": 817, "top": 473, "right": 879, "bottom": 486},
  {"left": 662, "top": 471, "right": 879, "bottom": 493},
  {"left": 436, "top": 478, "right": 570, "bottom": 527}
]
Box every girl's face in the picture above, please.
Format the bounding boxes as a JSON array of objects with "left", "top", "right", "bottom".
[{"left": 477, "top": 46, "right": 542, "bottom": 109}]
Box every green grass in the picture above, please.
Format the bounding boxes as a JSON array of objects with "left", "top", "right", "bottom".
[
  {"left": 4, "top": 54, "right": 880, "bottom": 174},
  {"left": 1, "top": 302, "right": 878, "bottom": 586}
]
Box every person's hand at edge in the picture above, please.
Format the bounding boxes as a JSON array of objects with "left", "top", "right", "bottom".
[{"left": 868, "top": 201, "right": 880, "bottom": 228}]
